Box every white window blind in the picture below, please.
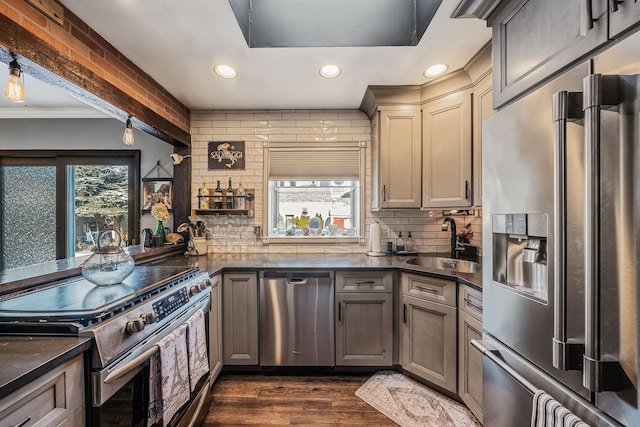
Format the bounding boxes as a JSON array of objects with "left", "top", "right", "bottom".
[{"left": 266, "top": 142, "right": 363, "bottom": 181}]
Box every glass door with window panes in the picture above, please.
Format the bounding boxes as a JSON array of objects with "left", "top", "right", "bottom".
[{"left": 0, "top": 152, "right": 139, "bottom": 271}]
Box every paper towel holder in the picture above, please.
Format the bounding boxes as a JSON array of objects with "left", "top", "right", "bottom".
[{"left": 367, "top": 222, "right": 387, "bottom": 257}]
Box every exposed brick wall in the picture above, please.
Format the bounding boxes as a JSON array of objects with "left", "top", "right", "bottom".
[
  {"left": 0, "top": 0, "right": 189, "bottom": 132},
  {"left": 191, "top": 109, "right": 482, "bottom": 255}
]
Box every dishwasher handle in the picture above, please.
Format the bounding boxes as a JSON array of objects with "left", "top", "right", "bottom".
[
  {"left": 287, "top": 278, "right": 308, "bottom": 285},
  {"left": 262, "top": 271, "right": 333, "bottom": 280}
]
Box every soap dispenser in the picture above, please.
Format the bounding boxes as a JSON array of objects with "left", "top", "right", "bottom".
[
  {"left": 406, "top": 231, "right": 414, "bottom": 252},
  {"left": 396, "top": 231, "right": 405, "bottom": 253}
]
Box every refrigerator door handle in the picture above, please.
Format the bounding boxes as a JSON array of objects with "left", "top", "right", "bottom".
[
  {"left": 471, "top": 339, "right": 539, "bottom": 395},
  {"left": 551, "top": 90, "right": 585, "bottom": 372},
  {"left": 582, "top": 73, "right": 625, "bottom": 392}
]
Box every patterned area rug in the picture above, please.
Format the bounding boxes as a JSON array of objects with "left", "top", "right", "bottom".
[{"left": 355, "top": 371, "right": 482, "bottom": 427}]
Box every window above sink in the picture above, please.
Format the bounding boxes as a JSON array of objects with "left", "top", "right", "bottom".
[
  {"left": 263, "top": 141, "right": 366, "bottom": 244},
  {"left": 267, "top": 180, "right": 360, "bottom": 240}
]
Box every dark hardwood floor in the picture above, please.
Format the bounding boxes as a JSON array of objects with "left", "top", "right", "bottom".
[{"left": 204, "top": 374, "right": 398, "bottom": 426}]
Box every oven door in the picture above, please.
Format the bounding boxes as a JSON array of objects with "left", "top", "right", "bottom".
[{"left": 91, "top": 295, "right": 211, "bottom": 427}]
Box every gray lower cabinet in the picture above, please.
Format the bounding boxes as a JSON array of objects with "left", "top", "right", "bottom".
[
  {"left": 0, "top": 354, "right": 85, "bottom": 426},
  {"left": 400, "top": 273, "right": 457, "bottom": 393},
  {"left": 209, "top": 274, "right": 223, "bottom": 379},
  {"left": 335, "top": 271, "right": 393, "bottom": 366},
  {"left": 222, "top": 272, "right": 259, "bottom": 365},
  {"left": 458, "top": 285, "right": 484, "bottom": 423}
]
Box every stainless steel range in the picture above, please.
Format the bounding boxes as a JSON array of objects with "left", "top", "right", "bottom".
[{"left": 0, "top": 265, "right": 212, "bottom": 426}]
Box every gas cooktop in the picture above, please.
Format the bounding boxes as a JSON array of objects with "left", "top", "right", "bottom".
[{"left": 0, "top": 265, "right": 198, "bottom": 326}]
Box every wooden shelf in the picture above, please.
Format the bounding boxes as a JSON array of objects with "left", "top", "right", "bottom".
[
  {"left": 195, "top": 187, "right": 254, "bottom": 217},
  {"left": 195, "top": 209, "right": 251, "bottom": 216}
]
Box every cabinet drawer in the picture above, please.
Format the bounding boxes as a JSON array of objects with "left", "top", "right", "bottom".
[
  {"left": 459, "top": 285, "right": 483, "bottom": 322},
  {"left": 402, "top": 273, "right": 456, "bottom": 306},
  {"left": 336, "top": 271, "right": 393, "bottom": 293},
  {"left": 0, "top": 355, "right": 84, "bottom": 427}
]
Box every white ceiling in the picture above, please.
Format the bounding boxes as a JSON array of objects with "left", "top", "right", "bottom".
[{"left": 3, "top": 1, "right": 491, "bottom": 115}]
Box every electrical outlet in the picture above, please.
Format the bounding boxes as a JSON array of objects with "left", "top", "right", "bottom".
[{"left": 380, "top": 227, "right": 390, "bottom": 238}]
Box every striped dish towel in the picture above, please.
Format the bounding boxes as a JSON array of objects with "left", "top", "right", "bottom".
[{"left": 531, "top": 390, "right": 591, "bottom": 427}]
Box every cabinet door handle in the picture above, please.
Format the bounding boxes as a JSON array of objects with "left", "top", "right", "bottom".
[
  {"left": 403, "top": 303, "right": 407, "bottom": 324},
  {"left": 609, "top": 0, "right": 623, "bottom": 12},
  {"left": 14, "top": 417, "right": 31, "bottom": 427},
  {"left": 464, "top": 297, "right": 483, "bottom": 313},
  {"left": 586, "top": 0, "right": 599, "bottom": 30},
  {"left": 338, "top": 301, "right": 342, "bottom": 322},
  {"left": 354, "top": 281, "right": 375, "bottom": 287},
  {"left": 415, "top": 285, "right": 438, "bottom": 294},
  {"left": 465, "top": 180, "right": 470, "bottom": 199},
  {"left": 383, "top": 185, "right": 387, "bottom": 202}
]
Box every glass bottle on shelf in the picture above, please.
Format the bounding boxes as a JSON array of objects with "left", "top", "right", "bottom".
[
  {"left": 226, "top": 178, "right": 234, "bottom": 209},
  {"left": 236, "top": 182, "right": 246, "bottom": 209},
  {"left": 199, "top": 181, "right": 209, "bottom": 210},
  {"left": 199, "top": 180, "right": 211, "bottom": 209},
  {"left": 213, "top": 180, "right": 223, "bottom": 209}
]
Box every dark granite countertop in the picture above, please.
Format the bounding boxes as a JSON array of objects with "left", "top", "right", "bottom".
[
  {"left": 148, "top": 252, "right": 483, "bottom": 290},
  {"left": 0, "top": 244, "right": 186, "bottom": 296},
  {"left": 0, "top": 249, "right": 481, "bottom": 400},
  {"left": 0, "top": 336, "right": 92, "bottom": 400}
]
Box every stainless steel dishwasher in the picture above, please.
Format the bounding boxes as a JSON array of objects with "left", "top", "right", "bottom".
[{"left": 259, "top": 271, "right": 334, "bottom": 366}]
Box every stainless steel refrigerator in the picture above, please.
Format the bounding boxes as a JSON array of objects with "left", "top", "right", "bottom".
[{"left": 478, "top": 30, "right": 640, "bottom": 427}]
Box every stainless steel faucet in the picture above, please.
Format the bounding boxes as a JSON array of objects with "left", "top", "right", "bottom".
[{"left": 442, "top": 217, "right": 460, "bottom": 259}]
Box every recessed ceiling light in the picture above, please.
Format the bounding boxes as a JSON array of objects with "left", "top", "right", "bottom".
[
  {"left": 319, "top": 64, "right": 342, "bottom": 79},
  {"left": 424, "top": 63, "right": 448, "bottom": 78},
  {"left": 213, "top": 64, "right": 238, "bottom": 79}
]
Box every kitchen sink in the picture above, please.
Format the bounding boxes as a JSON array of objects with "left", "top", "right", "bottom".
[{"left": 404, "top": 256, "right": 480, "bottom": 273}]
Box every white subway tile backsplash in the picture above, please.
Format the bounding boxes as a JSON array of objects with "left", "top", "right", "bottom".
[
  {"left": 190, "top": 109, "right": 482, "bottom": 256},
  {"left": 254, "top": 113, "right": 283, "bottom": 120}
]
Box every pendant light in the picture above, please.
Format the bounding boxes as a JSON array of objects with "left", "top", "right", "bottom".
[
  {"left": 122, "top": 116, "right": 135, "bottom": 146},
  {"left": 3, "top": 55, "right": 25, "bottom": 103}
]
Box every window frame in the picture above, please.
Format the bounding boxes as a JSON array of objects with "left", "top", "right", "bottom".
[
  {"left": 0, "top": 150, "right": 140, "bottom": 268},
  {"left": 262, "top": 141, "right": 366, "bottom": 245}
]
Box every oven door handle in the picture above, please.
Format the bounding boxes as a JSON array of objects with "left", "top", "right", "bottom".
[
  {"left": 102, "top": 295, "right": 210, "bottom": 384},
  {"left": 104, "top": 345, "right": 158, "bottom": 384}
]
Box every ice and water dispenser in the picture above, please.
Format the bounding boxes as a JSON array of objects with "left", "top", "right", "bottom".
[{"left": 492, "top": 213, "right": 548, "bottom": 302}]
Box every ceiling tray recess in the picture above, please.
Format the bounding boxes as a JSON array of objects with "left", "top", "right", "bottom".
[{"left": 228, "top": 0, "right": 443, "bottom": 48}]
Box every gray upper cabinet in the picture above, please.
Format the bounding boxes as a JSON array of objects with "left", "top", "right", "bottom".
[
  {"left": 472, "top": 73, "right": 493, "bottom": 207},
  {"left": 375, "top": 108, "right": 422, "bottom": 209},
  {"left": 609, "top": 0, "right": 640, "bottom": 39},
  {"left": 490, "top": 0, "right": 608, "bottom": 108},
  {"left": 421, "top": 89, "right": 472, "bottom": 208},
  {"left": 222, "top": 272, "right": 259, "bottom": 365},
  {"left": 361, "top": 87, "right": 422, "bottom": 210}
]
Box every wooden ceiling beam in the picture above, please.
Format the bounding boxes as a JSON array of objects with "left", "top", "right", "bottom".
[{"left": 0, "top": 13, "right": 190, "bottom": 147}]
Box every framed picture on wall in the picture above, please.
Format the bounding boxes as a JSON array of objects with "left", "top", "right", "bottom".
[{"left": 142, "top": 178, "right": 173, "bottom": 212}]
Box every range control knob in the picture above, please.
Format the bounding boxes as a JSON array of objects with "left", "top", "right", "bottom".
[
  {"left": 189, "top": 285, "right": 201, "bottom": 297},
  {"left": 141, "top": 312, "right": 156, "bottom": 325},
  {"left": 125, "top": 318, "right": 145, "bottom": 335},
  {"left": 198, "top": 279, "right": 210, "bottom": 290}
]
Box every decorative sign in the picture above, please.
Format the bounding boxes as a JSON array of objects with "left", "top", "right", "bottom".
[
  {"left": 208, "top": 141, "right": 245, "bottom": 170},
  {"left": 142, "top": 178, "right": 173, "bottom": 213}
]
